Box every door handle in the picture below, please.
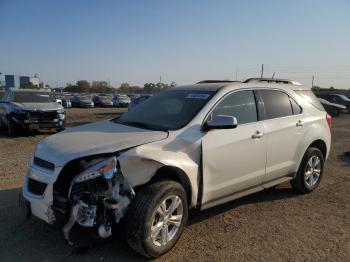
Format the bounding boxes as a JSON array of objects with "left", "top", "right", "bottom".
[
  {"left": 296, "top": 120, "right": 305, "bottom": 127},
  {"left": 251, "top": 131, "right": 264, "bottom": 139}
]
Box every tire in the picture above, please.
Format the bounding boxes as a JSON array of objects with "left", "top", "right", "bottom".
[
  {"left": 126, "top": 181, "right": 188, "bottom": 258},
  {"left": 291, "top": 147, "right": 324, "bottom": 193}
]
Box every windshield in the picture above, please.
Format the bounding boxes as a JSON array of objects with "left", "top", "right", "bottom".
[
  {"left": 12, "top": 92, "right": 56, "bottom": 103},
  {"left": 115, "top": 89, "right": 216, "bottom": 130}
]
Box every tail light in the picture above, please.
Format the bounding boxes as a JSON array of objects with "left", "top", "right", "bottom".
[{"left": 326, "top": 113, "right": 332, "bottom": 128}]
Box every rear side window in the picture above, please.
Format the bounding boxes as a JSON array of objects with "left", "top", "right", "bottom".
[
  {"left": 295, "top": 90, "right": 324, "bottom": 111},
  {"left": 258, "top": 90, "right": 293, "bottom": 119},
  {"left": 211, "top": 90, "right": 257, "bottom": 125}
]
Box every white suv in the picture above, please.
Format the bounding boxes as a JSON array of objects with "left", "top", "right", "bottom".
[{"left": 22, "top": 78, "right": 331, "bottom": 257}]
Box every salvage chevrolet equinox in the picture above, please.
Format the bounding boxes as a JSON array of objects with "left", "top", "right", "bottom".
[{"left": 22, "top": 78, "right": 331, "bottom": 258}]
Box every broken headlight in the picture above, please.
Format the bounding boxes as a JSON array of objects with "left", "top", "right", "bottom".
[{"left": 74, "top": 156, "right": 117, "bottom": 183}]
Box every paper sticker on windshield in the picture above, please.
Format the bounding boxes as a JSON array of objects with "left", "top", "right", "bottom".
[{"left": 185, "top": 94, "right": 210, "bottom": 99}]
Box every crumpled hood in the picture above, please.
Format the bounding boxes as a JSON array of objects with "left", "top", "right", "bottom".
[
  {"left": 12, "top": 102, "right": 63, "bottom": 111},
  {"left": 35, "top": 120, "right": 168, "bottom": 166}
]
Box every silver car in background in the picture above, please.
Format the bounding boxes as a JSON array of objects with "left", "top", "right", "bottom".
[
  {"left": 113, "top": 94, "right": 131, "bottom": 107},
  {"left": 0, "top": 89, "right": 65, "bottom": 135}
]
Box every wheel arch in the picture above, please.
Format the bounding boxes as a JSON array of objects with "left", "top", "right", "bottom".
[
  {"left": 308, "top": 139, "right": 327, "bottom": 160},
  {"left": 134, "top": 165, "right": 193, "bottom": 207}
]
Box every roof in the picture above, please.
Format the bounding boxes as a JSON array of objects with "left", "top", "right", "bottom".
[
  {"left": 197, "top": 80, "right": 241, "bottom": 84},
  {"left": 172, "top": 83, "right": 232, "bottom": 92},
  {"left": 172, "top": 78, "right": 308, "bottom": 92}
]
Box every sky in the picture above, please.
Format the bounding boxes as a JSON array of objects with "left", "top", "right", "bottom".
[{"left": 1, "top": 0, "right": 350, "bottom": 89}]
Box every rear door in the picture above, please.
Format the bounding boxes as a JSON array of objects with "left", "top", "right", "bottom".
[
  {"left": 201, "top": 90, "right": 266, "bottom": 206},
  {"left": 256, "top": 89, "right": 305, "bottom": 183}
]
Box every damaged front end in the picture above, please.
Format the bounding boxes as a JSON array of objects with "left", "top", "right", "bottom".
[{"left": 53, "top": 156, "right": 134, "bottom": 245}]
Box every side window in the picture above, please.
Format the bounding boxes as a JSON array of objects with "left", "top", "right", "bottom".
[
  {"left": 259, "top": 90, "right": 293, "bottom": 119},
  {"left": 290, "top": 97, "right": 302, "bottom": 115},
  {"left": 211, "top": 90, "right": 257, "bottom": 125}
]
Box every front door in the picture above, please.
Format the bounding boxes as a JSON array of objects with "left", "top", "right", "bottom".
[{"left": 201, "top": 90, "right": 266, "bottom": 206}]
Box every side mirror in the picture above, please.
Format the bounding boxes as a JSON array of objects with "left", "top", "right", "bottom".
[{"left": 203, "top": 115, "right": 238, "bottom": 131}]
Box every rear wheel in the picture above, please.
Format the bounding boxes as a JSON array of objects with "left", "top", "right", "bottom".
[
  {"left": 291, "top": 147, "right": 324, "bottom": 193},
  {"left": 126, "top": 181, "right": 188, "bottom": 258}
]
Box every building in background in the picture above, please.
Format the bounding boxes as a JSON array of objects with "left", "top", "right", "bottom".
[
  {"left": 30, "top": 76, "right": 40, "bottom": 87},
  {"left": 2, "top": 74, "right": 42, "bottom": 89}
]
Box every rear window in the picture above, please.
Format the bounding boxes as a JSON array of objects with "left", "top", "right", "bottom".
[
  {"left": 295, "top": 90, "right": 324, "bottom": 111},
  {"left": 259, "top": 90, "right": 293, "bottom": 119}
]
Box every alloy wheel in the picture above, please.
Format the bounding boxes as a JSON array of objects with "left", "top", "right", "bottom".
[
  {"left": 150, "top": 195, "right": 183, "bottom": 247},
  {"left": 304, "top": 155, "right": 322, "bottom": 187}
]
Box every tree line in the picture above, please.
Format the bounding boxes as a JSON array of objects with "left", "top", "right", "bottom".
[{"left": 61, "top": 80, "right": 177, "bottom": 94}]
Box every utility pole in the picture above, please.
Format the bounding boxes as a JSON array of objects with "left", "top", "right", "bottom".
[
  {"left": 260, "top": 64, "right": 264, "bottom": 78},
  {"left": 235, "top": 68, "right": 238, "bottom": 80},
  {"left": 272, "top": 72, "right": 275, "bottom": 79},
  {"left": 312, "top": 75, "right": 315, "bottom": 88}
]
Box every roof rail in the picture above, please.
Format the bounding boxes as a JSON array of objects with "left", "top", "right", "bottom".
[
  {"left": 197, "top": 80, "right": 241, "bottom": 84},
  {"left": 243, "top": 78, "right": 301, "bottom": 86}
]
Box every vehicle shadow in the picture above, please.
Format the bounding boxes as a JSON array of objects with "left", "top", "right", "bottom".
[
  {"left": 0, "top": 128, "right": 54, "bottom": 138},
  {"left": 0, "top": 185, "right": 299, "bottom": 261},
  {"left": 338, "top": 151, "right": 350, "bottom": 165},
  {"left": 188, "top": 185, "right": 299, "bottom": 226}
]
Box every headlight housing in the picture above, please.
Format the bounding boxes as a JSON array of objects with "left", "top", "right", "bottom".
[{"left": 74, "top": 156, "right": 117, "bottom": 183}]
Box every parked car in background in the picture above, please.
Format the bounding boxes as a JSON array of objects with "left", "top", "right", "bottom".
[
  {"left": 128, "top": 94, "right": 141, "bottom": 100},
  {"left": 55, "top": 95, "right": 72, "bottom": 108},
  {"left": 318, "top": 98, "right": 346, "bottom": 117},
  {"left": 112, "top": 94, "right": 131, "bottom": 107},
  {"left": 0, "top": 89, "right": 65, "bottom": 135},
  {"left": 93, "top": 95, "right": 114, "bottom": 107},
  {"left": 55, "top": 98, "right": 62, "bottom": 106},
  {"left": 128, "top": 94, "right": 152, "bottom": 110},
  {"left": 316, "top": 93, "right": 350, "bottom": 112},
  {"left": 71, "top": 95, "right": 94, "bottom": 108},
  {"left": 22, "top": 78, "right": 331, "bottom": 257}
]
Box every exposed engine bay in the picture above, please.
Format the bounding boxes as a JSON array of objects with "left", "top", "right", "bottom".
[{"left": 58, "top": 156, "right": 134, "bottom": 245}]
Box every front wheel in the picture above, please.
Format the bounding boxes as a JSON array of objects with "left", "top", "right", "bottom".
[
  {"left": 126, "top": 181, "right": 188, "bottom": 258},
  {"left": 291, "top": 147, "right": 324, "bottom": 193}
]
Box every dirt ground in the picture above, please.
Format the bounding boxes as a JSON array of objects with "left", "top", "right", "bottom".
[{"left": 0, "top": 108, "right": 349, "bottom": 262}]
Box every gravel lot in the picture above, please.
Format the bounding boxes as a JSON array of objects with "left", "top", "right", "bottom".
[{"left": 0, "top": 108, "right": 349, "bottom": 261}]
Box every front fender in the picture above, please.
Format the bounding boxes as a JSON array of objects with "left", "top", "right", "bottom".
[{"left": 118, "top": 138, "right": 201, "bottom": 208}]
